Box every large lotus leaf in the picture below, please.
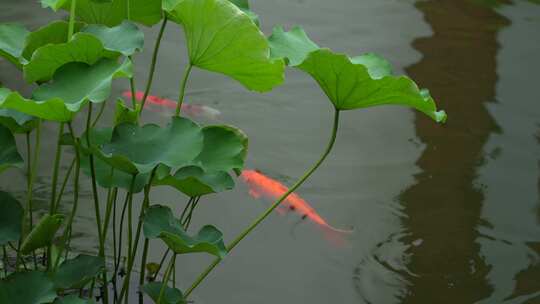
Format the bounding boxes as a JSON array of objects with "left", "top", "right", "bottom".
[
  {"left": 0, "top": 23, "right": 29, "bottom": 68},
  {"left": 0, "top": 109, "right": 38, "bottom": 133},
  {"left": 0, "top": 191, "right": 23, "bottom": 246},
  {"left": 228, "top": 0, "right": 259, "bottom": 26},
  {"left": 53, "top": 295, "right": 96, "bottom": 304},
  {"left": 80, "top": 127, "right": 150, "bottom": 192},
  {"left": 194, "top": 125, "right": 248, "bottom": 174},
  {"left": 298, "top": 49, "right": 447, "bottom": 122},
  {"left": 268, "top": 26, "right": 319, "bottom": 67},
  {"left": 22, "top": 21, "right": 84, "bottom": 60},
  {"left": 94, "top": 117, "right": 204, "bottom": 174},
  {"left": 143, "top": 205, "right": 227, "bottom": 258},
  {"left": 81, "top": 21, "right": 144, "bottom": 56},
  {"left": 153, "top": 165, "right": 234, "bottom": 197},
  {"left": 42, "top": 0, "right": 162, "bottom": 27},
  {"left": 20, "top": 214, "right": 64, "bottom": 255},
  {"left": 350, "top": 53, "right": 392, "bottom": 79},
  {"left": 0, "top": 124, "right": 23, "bottom": 173},
  {"left": 166, "top": 0, "right": 284, "bottom": 92},
  {"left": 51, "top": 254, "right": 105, "bottom": 290},
  {"left": 114, "top": 99, "right": 139, "bottom": 125},
  {"left": 0, "top": 87, "right": 72, "bottom": 122},
  {"left": 0, "top": 271, "right": 57, "bottom": 304},
  {"left": 142, "top": 282, "right": 186, "bottom": 304},
  {"left": 23, "top": 33, "right": 117, "bottom": 84}
]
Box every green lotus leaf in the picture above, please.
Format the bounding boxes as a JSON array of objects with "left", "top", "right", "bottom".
[
  {"left": 0, "top": 87, "right": 72, "bottom": 122},
  {"left": 114, "top": 99, "right": 139, "bottom": 125},
  {"left": 194, "top": 125, "right": 248, "bottom": 174},
  {"left": 268, "top": 26, "right": 319, "bottom": 67},
  {"left": 0, "top": 191, "right": 23, "bottom": 246},
  {"left": 94, "top": 117, "right": 204, "bottom": 174},
  {"left": 51, "top": 254, "right": 105, "bottom": 290},
  {"left": 53, "top": 295, "right": 96, "bottom": 304},
  {"left": 0, "top": 109, "right": 38, "bottom": 133},
  {"left": 0, "top": 271, "right": 57, "bottom": 304},
  {"left": 298, "top": 49, "right": 447, "bottom": 122},
  {"left": 349, "top": 53, "right": 393, "bottom": 79},
  {"left": 143, "top": 205, "right": 227, "bottom": 258},
  {"left": 81, "top": 21, "right": 144, "bottom": 56},
  {"left": 153, "top": 165, "right": 234, "bottom": 197},
  {"left": 0, "top": 23, "right": 29, "bottom": 68},
  {"left": 23, "top": 33, "right": 116, "bottom": 84},
  {"left": 42, "top": 0, "right": 162, "bottom": 27},
  {"left": 20, "top": 214, "right": 64, "bottom": 255},
  {"left": 228, "top": 0, "right": 259, "bottom": 26},
  {"left": 22, "top": 20, "right": 84, "bottom": 60},
  {"left": 142, "top": 282, "right": 186, "bottom": 304},
  {"left": 0, "top": 124, "right": 23, "bottom": 173},
  {"left": 80, "top": 127, "right": 150, "bottom": 192},
  {"left": 166, "top": 0, "right": 284, "bottom": 92}
]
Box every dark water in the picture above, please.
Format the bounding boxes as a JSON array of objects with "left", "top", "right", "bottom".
[{"left": 1, "top": 0, "right": 540, "bottom": 303}]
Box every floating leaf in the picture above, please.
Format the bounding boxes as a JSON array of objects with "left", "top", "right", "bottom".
[
  {"left": 0, "top": 23, "right": 29, "bottom": 68},
  {"left": 298, "top": 49, "right": 447, "bottom": 122},
  {"left": 153, "top": 166, "right": 234, "bottom": 197},
  {"left": 0, "top": 124, "right": 23, "bottom": 173},
  {"left": 81, "top": 21, "right": 144, "bottom": 56},
  {"left": 21, "top": 214, "right": 64, "bottom": 255},
  {"left": 51, "top": 254, "right": 105, "bottom": 290},
  {"left": 0, "top": 109, "right": 37, "bottom": 133},
  {"left": 166, "top": 0, "right": 284, "bottom": 92},
  {"left": 0, "top": 271, "right": 56, "bottom": 304},
  {"left": 142, "top": 282, "right": 186, "bottom": 304},
  {"left": 268, "top": 26, "right": 319, "bottom": 66},
  {"left": 53, "top": 295, "right": 95, "bottom": 304},
  {"left": 143, "top": 205, "right": 226, "bottom": 258},
  {"left": 42, "top": 0, "right": 162, "bottom": 27},
  {"left": 22, "top": 20, "right": 84, "bottom": 60},
  {"left": 0, "top": 191, "right": 23, "bottom": 246},
  {"left": 23, "top": 33, "right": 115, "bottom": 84},
  {"left": 0, "top": 58, "right": 132, "bottom": 122},
  {"left": 94, "top": 117, "right": 204, "bottom": 174}
]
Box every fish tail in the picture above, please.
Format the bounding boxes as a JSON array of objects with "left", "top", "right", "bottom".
[{"left": 319, "top": 224, "right": 354, "bottom": 247}]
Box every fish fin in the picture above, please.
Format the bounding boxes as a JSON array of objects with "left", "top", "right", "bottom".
[{"left": 320, "top": 224, "right": 354, "bottom": 248}]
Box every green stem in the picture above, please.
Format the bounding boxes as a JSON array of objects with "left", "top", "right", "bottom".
[
  {"left": 138, "top": 238, "right": 149, "bottom": 304},
  {"left": 129, "top": 68, "right": 137, "bottom": 109},
  {"left": 184, "top": 109, "right": 341, "bottom": 298},
  {"left": 157, "top": 255, "right": 176, "bottom": 304},
  {"left": 52, "top": 158, "right": 76, "bottom": 214},
  {"left": 27, "top": 121, "right": 41, "bottom": 269},
  {"left": 151, "top": 249, "right": 170, "bottom": 282},
  {"left": 92, "top": 101, "right": 107, "bottom": 127},
  {"left": 67, "top": 0, "right": 77, "bottom": 41},
  {"left": 3, "top": 246, "right": 8, "bottom": 277},
  {"left": 139, "top": 17, "right": 168, "bottom": 116},
  {"left": 49, "top": 123, "right": 64, "bottom": 215},
  {"left": 86, "top": 104, "right": 104, "bottom": 247},
  {"left": 175, "top": 64, "right": 193, "bottom": 117}
]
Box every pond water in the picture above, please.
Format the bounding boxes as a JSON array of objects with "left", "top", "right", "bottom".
[{"left": 1, "top": 0, "right": 540, "bottom": 303}]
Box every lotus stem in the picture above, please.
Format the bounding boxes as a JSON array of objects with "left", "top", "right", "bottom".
[
  {"left": 49, "top": 123, "right": 64, "bottom": 215},
  {"left": 86, "top": 104, "right": 104, "bottom": 245},
  {"left": 92, "top": 101, "right": 107, "bottom": 127},
  {"left": 67, "top": 0, "right": 77, "bottom": 41},
  {"left": 157, "top": 255, "right": 176, "bottom": 304},
  {"left": 184, "top": 109, "right": 341, "bottom": 298},
  {"left": 140, "top": 16, "right": 168, "bottom": 116},
  {"left": 175, "top": 64, "right": 193, "bottom": 117},
  {"left": 52, "top": 157, "right": 76, "bottom": 214}
]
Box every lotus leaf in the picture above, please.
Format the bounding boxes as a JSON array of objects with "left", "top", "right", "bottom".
[
  {"left": 81, "top": 21, "right": 144, "bottom": 56},
  {"left": 114, "top": 99, "right": 139, "bottom": 125},
  {"left": 0, "top": 109, "right": 37, "bottom": 133},
  {"left": 142, "top": 282, "right": 186, "bottom": 304},
  {"left": 166, "top": 0, "right": 284, "bottom": 92},
  {"left": 51, "top": 254, "right": 105, "bottom": 290},
  {"left": 153, "top": 165, "right": 234, "bottom": 197},
  {"left": 0, "top": 271, "right": 56, "bottom": 304},
  {"left": 22, "top": 21, "right": 84, "bottom": 60},
  {"left": 0, "top": 58, "right": 132, "bottom": 122},
  {"left": 143, "top": 205, "right": 227, "bottom": 258},
  {"left": 20, "top": 214, "right": 64, "bottom": 254},
  {"left": 268, "top": 26, "right": 319, "bottom": 67},
  {"left": 0, "top": 124, "right": 23, "bottom": 173},
  {"left": 0, "top": 191, "right": 23, "bottom": 246},
  {"left": 0, "top": 23, "right": 29, "bottom": 68}
]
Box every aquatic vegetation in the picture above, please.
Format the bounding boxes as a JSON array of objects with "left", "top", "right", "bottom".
[{"left": 0, "top": 0, "right": 446, "bottom": 303}]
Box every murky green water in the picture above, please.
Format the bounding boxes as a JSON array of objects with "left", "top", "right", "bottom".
[{"left": 1, "top": 0, "right": 540, "bottom": 303}]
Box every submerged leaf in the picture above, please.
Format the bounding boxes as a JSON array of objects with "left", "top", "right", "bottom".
[
  {"left": 166, "top": 0, "right": 284, "bottom": 92},
  {"left": 0, "top": 124, "right": 23, "bottom": 173},
  {"left": 0, "top": 271, "right": 56, "bottom": 304},
  {"left": 81, "top": 21, "right": 144, "bottom": 56},
  {"left": 0, "top": 191, "right": 23, "bottom": 246},
  {"left": 22, "top": 20, "right": 84, "bottom": 60},
  {"left": 142, "top": 282, "right": 186, "bottom": 304},
  {"left": 153, "top": 165, "right": 234, "bottom": 197},
  {"left": 0, "top": 23, "right": 29, "bottom": 68},
  {"left": 298, "top": 49, "right": 447, "bottom": 122},
  {"left": 51, "top": 254, "right": 105, "bottom": 290},
  {"left": 21, "top": 214, "right": 64, "bottom": 254},
  {"left": 143, "top": 205, "right": 227, "bottom": 258},
  {"left": 268, "top": 26, "right": 319, "bottom": 67}
]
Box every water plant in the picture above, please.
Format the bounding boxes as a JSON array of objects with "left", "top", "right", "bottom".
[{"left": 0, "top": 0, "right": 446, "bottom": 303}]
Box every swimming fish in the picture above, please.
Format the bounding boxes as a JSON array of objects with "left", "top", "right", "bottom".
[
  {"left": 122, "top": 91, "right": 221, "bottom": 119},
  {"left": 240, "top": 169, "right": 352, "bottom": 245}
]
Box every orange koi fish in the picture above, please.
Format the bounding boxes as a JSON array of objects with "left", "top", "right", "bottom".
[
  {"left": 240, "top": 169, "right": 352, "bottom": 245},
  {"left": 122, "top": 91, "right": 221, "bottom": 119}
]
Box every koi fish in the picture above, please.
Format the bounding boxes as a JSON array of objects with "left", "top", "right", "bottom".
[
  {"left": 240, "top": 169, "right": 352, "bottom": 245},
  {"left": 122, "top": 91, "right": 221, "bottom": 119}
]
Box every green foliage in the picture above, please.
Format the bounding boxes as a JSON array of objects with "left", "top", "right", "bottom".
[
  {"left": 0, "top": 271, "right": 56, "bottom": 304},
  {"left": 0, "top": 191, "right": 23, "bottom": 246},
  {"left": 144, "top": 205, "right": 227, "bottom": 258},
  {"left": 0, "top": 124, "right": 23, "bottom": 173},
  {"left": 20, "top": 214, "right": 64, "bottom": 254},
  {"left": 142, "top": 282, "right": 186, "bottom": 304},
  {"left": 153, "top": 165, "right": 234, "bottom": 197},
  {"left": 0, "top": 109, "right": 37, "bottom": 133},
  {"left": 0, "top": 23, "right": 29, "bottom": 68},
  {"left": 113, "top": 99, "right": 140, "bottom": 125},
  {"left": 53, "top": 295, "right": 96, "bottom": 304},
  {"left": 268, "top": 26, "right": 319, "bottom": 66},
  {"left": 22, "top": 21, "right": 84, "bottom": 60},
  {"left": 81, "top": 21, "right": 144, "bottom": 56},
  {"left": 51, "top": 254, "right": 105, "bottom": 290},
  {"left": 166, "top": 0, "right": 285, "bottom": 92}
]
